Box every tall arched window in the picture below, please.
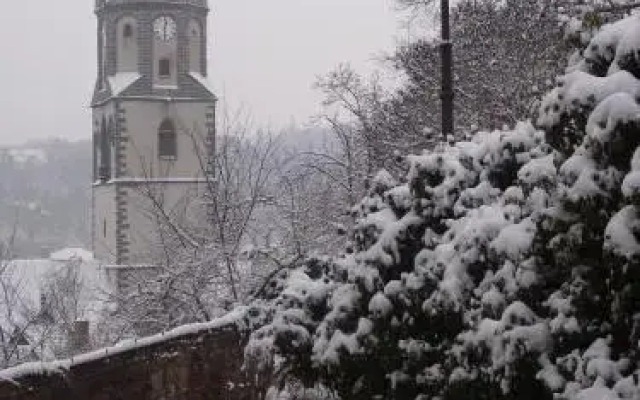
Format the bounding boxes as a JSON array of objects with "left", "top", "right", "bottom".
[
  {"left": 158, "top": 119, "right": 177, "bottom": 159},
  {"left": 188, "top": 20, "right": 203, "bottom": 73},
  {"left": 99, "top": 118, "right": 112, "bottom": 180},
  {"left": 93, "top": 122, "right": 101, "bottom": 180},
  {"left": 123, "top": 24, "right": 133, "bottom": 39},
  {"left": 117, "top": 17, "right": 138, "bottom": 73},
  {"left": 109, "top": 118, "right": 116, "bottom": 178}
]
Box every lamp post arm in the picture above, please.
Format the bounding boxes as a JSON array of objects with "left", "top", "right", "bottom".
[{"left": 440, "top": 0, "right": 454, "bottom": 141}]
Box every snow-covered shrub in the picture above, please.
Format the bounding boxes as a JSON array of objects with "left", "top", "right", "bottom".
[
  {"left": 533, "top": 13, "right": 640, "bottom": 400},
  {"left": 243, "top": 11, "right": 640, "bottom": 400},
  {"left": 245, "top": 121, "right": 557, "bottom": 398}
]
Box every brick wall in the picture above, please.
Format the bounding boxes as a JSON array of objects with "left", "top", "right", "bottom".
[{"left": 0, "top": 325, "right": 266, "bottom": 400}]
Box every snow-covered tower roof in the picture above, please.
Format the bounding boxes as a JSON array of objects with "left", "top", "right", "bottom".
[
  {"left": 95, "top": 0, "right": 208, "bottom": 10},
  {"left": 92, "top": 0, "right": 214, "bottom": 104}
]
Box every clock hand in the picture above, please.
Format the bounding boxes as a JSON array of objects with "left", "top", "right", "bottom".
[{"left": 164, "top": 18, "right": 168, "bottom": 40}]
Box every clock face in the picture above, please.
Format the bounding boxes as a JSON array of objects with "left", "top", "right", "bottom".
[{"left": 153, "top": 16, "right": 177, "bottom": 42}]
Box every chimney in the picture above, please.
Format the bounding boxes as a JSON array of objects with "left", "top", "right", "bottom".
[{"left": 71, "top": 320, "right": 91, "bottom": 354}]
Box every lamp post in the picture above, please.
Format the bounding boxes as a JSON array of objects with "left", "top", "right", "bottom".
[{"left": 440, "top": 0, "right": 454, "bottom": 140}]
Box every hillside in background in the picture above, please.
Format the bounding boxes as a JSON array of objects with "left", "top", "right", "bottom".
[
  {"left": 0, "top": 128, "right": 331, "bottom": 260},
  {"left": 0, "top": 139, "right": 91, "bottom": 258}
]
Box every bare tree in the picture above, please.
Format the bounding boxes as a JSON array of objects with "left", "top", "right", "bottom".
[
  {"left": 0, "top": 259, "right": 42, "bottom": 367},
  {"left": 99, "top": 108, "right": 285, "bottom": 337},
  {"left": 201, "top": 110, "right": 281, "bottom": 301},
  {"left": 319, "top": 0, "right": 637, "bottom": 171},
  {"left": 0, "top": 252, "right": 90, "bottom": 367},
  {"left": 314, "top": 64, "right": 431, "bottom": 172}
]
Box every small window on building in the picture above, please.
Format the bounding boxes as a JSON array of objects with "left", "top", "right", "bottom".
[
  {"left": 158, "top": 58, "right": 171, "bottom": 78},
  {"left": 158, "top": 119, "right": 177, "bottom": 159},
  {"left": 103, "top": 218, "right": 107, "bottom": 238},
  {"left": 123, "top": 24, "right": 133, "bottom": 39}
]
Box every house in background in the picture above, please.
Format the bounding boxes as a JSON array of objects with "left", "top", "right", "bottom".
[{"left": 0, "top": 248, "right": 109, "bottom": 367}]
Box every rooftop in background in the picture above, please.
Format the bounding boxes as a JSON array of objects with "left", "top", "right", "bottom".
[{"left": 49, "top": 248, "right": 94, "bottom": 263}]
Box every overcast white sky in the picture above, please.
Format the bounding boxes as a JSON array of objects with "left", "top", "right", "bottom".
[{"left": 0, "top": 0, "right": 407, "bottom": 146}]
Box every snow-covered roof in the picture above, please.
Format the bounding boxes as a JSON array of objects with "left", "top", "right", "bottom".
[
  {"left": 189, "top": 72, "right": 216, "bottom": 95},
  {"left": 2, "top": 260, "right": 60, "bottom": 312},
  {"left": 1, "top": 258, "right": 109, "bottom": 329},
  {"left": 107, "top": 72, "right": 141, "bottom": 96},
  {"left": 49, "top": 248, "right": 94, "bottom": 262}
]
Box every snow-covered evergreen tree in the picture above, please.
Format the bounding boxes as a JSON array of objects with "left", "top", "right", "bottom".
[{"left": 243, "top": 10, "right": 640, "bottom": 400}]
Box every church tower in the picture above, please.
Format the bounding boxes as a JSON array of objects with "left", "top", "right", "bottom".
[{"left": 92, "top": 0, "right": 216, "bottom": 266}]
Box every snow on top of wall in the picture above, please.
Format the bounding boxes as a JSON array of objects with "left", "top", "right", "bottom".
[
  {"left": 0, "top": 361, "right": 68, "bottom": 384},
  {"left": 0, "top": 307, "right": 248, "bottom": 382},
  {"left": 72, "top": 307, "right": 245, "bottom": 364}
]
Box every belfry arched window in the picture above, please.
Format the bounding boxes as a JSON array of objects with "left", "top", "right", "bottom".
[
  {"left": 188, "top": 20, "right": 203, "bottom": 73},
  {"left": 158, "top": 119, "right": 177, "bottom": 159},
  {"left": 117, "top": 17, "right": 138, "bottom": 72}
]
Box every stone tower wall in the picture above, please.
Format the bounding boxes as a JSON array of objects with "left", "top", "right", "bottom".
[{"left": 91, "top": 0, "right": 216, "bottom": 266}]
